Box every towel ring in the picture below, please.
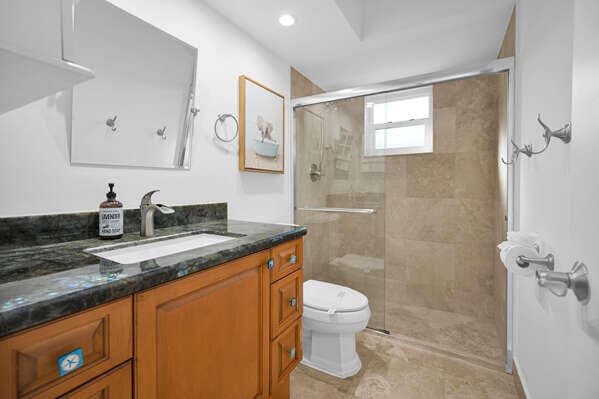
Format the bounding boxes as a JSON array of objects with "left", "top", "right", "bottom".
[{"left": 214, "top": 114, "right": 239, "bottom": 142}]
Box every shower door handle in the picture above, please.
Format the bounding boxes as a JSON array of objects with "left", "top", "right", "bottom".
[{"left": 295, "top": 207, "right": 376, "bottom": 214}]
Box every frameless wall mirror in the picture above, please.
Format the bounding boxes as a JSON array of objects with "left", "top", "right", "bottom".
[{"left": 68, "top": 0, "right": 197, "bottom": 169}]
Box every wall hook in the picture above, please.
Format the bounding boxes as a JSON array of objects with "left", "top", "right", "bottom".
[
  {"left": 501, "top": 138, "right": 534, "bottom": 165},
  {"left": 156, "top": 126, "right": 167, "bottom": 140},
  {"left": 537, "top": 113, "right": 571, "bottom": 145},
  {"left": 106, "top": 115, "right": 117, "bottom": 132},
  {"left": 501, "top": 114, "right": 572, "bottom": 165}
]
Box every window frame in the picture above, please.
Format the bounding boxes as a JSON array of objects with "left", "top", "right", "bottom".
[{"left": 364, "top": 86, "right": 434, "bottom": 156}]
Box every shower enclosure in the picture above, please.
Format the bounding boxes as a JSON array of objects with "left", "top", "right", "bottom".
[{"left": 292, "top": 58, "right": 515, "bottom": 372}]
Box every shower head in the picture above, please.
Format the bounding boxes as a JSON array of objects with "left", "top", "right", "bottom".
[{"left": 325, "top": 102, "right": 338, "bottom": 112}]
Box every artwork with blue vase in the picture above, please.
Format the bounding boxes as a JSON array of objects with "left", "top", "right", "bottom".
[{"left": 239, "top": 75, "right": 285, "bottom": 173}]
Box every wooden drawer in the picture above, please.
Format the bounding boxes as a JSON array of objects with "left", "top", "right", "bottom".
[
  {"left": 270, "top": 238, "right": 303, "bottom": 282},
  {"left": 0, "top": 297, "right": 133, "bottom": 399},
  {"left": 270, "top": 270, "right": 303, "bottom": 339},
  {"left": 60, "top": 361, "right": 131, "bottom": 399},
  {"left": 270, "top": 318, "right": 302, "bottom": 388}
]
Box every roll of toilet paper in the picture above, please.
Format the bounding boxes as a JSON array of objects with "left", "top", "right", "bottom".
[
  {"left": 506, "top": 231, "right": 542, "bottom": 251},
  {"left": 499, "top": 244, "right": 539, "bottom": 276}
]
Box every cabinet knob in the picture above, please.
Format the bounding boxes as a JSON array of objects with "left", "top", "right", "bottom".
[
  {"left": 288, "top": 347, "right": 296, "bottom": 359},
  {"left": 289, "top": 254, "right": 297, "bottom": 264},
  {"left": 267, "top": 258, "right": 275, "bottom": 269},
  {"left": 58, "top": 348, "right": 84, "bottom": 376},
  {"left": 289, "top": 297, "right": 297, "bottom": 307}
]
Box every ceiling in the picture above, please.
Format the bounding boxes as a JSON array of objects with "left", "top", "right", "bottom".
[{"left": 202, "top": 0, "right": 515, "bottom": 90}]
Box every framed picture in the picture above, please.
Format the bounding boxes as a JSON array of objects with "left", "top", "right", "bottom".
[{"left": 239, "top": 75, "right": 285, "bottom": 173}]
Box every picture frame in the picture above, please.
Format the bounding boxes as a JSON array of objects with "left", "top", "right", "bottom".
[{"left": 239, "top": 75, "right": 285, "bottom": 173}]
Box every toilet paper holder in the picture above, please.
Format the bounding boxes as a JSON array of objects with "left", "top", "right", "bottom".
[
  {"left": 535, "top": 262, "right": 590, "bottom": 304},
  {"left": 516, "top": 253, "right": 555, "bottom": 270}
]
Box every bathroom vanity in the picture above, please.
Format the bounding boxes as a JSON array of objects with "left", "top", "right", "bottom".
[{"left": 0, "top": 204, "right": 305, "bottom": 398}]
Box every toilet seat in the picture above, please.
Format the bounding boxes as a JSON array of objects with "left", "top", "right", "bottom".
[{"left": 303, "top": 280, "right": 369, "bottom": 313}]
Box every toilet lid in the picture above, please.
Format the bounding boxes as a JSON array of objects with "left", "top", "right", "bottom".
[{"left": 303, "top": 280, "right": 369, "bottom": 313}]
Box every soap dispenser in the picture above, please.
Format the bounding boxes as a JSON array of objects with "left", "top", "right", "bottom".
[{"left": 99, "top": 183, "right": 123, "bottom": 239}]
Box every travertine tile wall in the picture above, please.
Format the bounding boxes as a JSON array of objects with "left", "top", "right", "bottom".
[
  {"left": 385, "top": 75, "right": 501, "bottom": 322},
  {"left": 292, "top": 67, "right": 503, "bottom": 333},
  {"left": 292, "top": 68, "right": 386, "bottom": 327},
  {"left": 291, "top": 67, "right": 327, "bottom": 282},
  {"left": 320, "top": 98, "right": 386, "bottom": 327},
  {"left": 291, "top": 67, "right": 324, "bottom": 99}
]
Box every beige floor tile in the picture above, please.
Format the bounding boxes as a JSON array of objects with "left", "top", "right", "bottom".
[
  {"left": 291, "top": 331, "right": 517, "bottom": 399},
  {"left": 385, "top": 304, "right": 504, "bottom": 366}
]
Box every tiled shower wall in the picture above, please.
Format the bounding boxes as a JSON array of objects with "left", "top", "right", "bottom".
[
  {"left": 385, "top": 76, "right": 502, "bottom": 324},
  {"left": 292, "top": 68, "right": 503, "bottom": 340},
  {"left": 292, "top": 70, "right": 387, "bottom": 326}
]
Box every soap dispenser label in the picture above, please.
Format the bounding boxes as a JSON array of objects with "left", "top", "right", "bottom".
[{"left": 99, "top": 208, "right": 123, "bottom": 236}]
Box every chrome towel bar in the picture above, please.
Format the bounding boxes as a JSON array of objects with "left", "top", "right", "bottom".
[{"left": 296, "top": 207, "right": 376, "bottom": 214}]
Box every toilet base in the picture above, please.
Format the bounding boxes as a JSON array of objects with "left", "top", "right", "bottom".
[{"left": 301, "top": 328, "right": 362, "bottom": 379}]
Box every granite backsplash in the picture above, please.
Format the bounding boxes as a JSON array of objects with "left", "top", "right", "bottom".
[{"left": 0, "top": 203, "right": 227, "bottom": 248}]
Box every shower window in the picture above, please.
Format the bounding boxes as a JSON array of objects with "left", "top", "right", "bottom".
[{"left": 364, "top": 86, "right": 433, "bottom": 156}]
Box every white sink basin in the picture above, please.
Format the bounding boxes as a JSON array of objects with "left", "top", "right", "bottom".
[{"left": 92, "top": 233, "right": 236, "bottom": 264}]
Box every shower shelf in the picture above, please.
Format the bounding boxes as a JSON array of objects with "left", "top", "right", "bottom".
[{"left": 295, "top": 207, "right": 376, "bottom": 214}]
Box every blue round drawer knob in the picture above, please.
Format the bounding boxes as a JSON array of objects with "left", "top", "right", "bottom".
[
  {"left": 289, "top": 255, "right": 297, "bottom": 264},
  {"left": 288, "top": 347, "right": 296, "bottom": 359},
  {"left": 58, "top": 348, "right": 84, "bottom": 376}
]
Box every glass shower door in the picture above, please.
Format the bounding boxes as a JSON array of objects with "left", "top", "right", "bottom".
[{"left": 294, "top": 98, "right": 386, "bottom": 330}]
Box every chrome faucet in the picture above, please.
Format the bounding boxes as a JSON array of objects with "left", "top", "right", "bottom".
[{"left": 140, "top": 190, "right": 175, "bottom": 237}]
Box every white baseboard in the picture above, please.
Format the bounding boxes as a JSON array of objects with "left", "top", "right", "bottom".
[{"left": 513, "top": 356, "right": 530, "bottom": 398}]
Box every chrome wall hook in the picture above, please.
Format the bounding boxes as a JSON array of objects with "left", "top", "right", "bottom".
[
  {"left": 537, "top": 114, "right": 571, "bottom": 145},
  {"left": 501, "top": 114, "right": 572, "bottom": 165},
  {"left": 106, "top": 115, "right": 117, "bottom": 132},
  {"left": 501, "top": 138, "right": 534, "bottom": 165},
  {"left": 536, "top": 261, "right": 590, "bottom": 304},
  {"left": 156, "top": 126, "right": 167, "bottom": 140}
]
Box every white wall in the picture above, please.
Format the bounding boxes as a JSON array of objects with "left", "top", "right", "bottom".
[
  {"left": 0, "top": 0, "right": 292, "bottom": 223},
  {"left": 514, "top": 0, "right": 599, "bottom": 397}
]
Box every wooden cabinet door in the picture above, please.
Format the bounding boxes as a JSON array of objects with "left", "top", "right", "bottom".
[
  {"left": 135, "top": 251, "right": 271, "bottom": 399},
  {"left": 59, "top": 361, "right": 131, "bottom": 399}
]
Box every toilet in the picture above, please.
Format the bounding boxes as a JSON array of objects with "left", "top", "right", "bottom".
[{"left": 301, "top": 280, "right": 371, "bottom": 378}]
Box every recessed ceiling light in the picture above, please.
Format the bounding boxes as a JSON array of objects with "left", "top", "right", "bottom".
[{"left": 278, "top": 14, "right": 295, "bottom": 27}]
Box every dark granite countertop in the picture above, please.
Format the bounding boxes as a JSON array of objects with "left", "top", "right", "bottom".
[{"left": 0, "top": 219, "right": 306, "bottom": 337}]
